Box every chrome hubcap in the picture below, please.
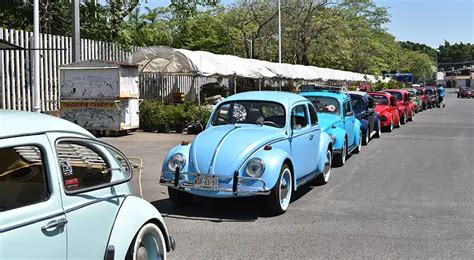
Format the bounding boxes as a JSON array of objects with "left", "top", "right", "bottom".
[
  {"left": 279, "top": 169, "right": 292, "bottom": 210},
  {"left": 324, "top": 151, "right": 331, "bottom": 181}
]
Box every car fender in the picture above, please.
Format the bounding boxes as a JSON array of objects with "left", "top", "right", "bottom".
[
  {"left": 249, "top": 147, "right": 292, "bottom": 191},
  {"left": 359, "top": 118, "right": 369, "bottom": 134},
  {"left": 162, "top": 144, "right": 192, "bottom": 172},
  {"left": 106, "top": 196, "right": 171, "bottom": 259},
  {"left": 317, "top": 132, "right": 332, "bottom": 172},
  {"left": 325, "top": 127, "right": 347, "bottom": 150}
]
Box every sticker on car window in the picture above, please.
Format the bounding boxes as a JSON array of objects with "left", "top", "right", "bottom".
[
  {"left": 60, "top": 159, "right": 73, "bottom": 176},
  {"left": 65, "top": 177, "right": 79, "bottom": 190}
]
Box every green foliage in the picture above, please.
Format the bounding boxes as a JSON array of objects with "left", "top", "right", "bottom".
[
  {"left": 140, "top": 100, "right": 211, "bottom": 133},
  {"left": 399, "top": 41, "right": 436, "bottom": 61},
  {"left": 373, "top": 80, "right": 405, "bottom": 91},
  {"left": 399, "top": 50, "right": 435, "bottom": 82},
  {"left": 437, "top": 41, "right": 474, "bottom": 70}
]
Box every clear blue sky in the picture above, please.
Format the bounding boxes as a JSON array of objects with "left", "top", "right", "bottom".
[{"left": 107, "top": 0, "right": 473, "bottom": 48}]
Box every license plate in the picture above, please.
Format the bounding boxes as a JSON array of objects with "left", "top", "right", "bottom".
[{"left": 194, "top": 174, "right": 219, "bottom": 190}]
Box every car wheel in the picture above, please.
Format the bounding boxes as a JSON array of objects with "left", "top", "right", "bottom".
[
  {"left": 387, "top": 117, "right": 393, "bottom": 132},
  {"left": 400, "top": 113, "right": 406, "bottom": 125},
  {"left": 128, "top": 223, "right": 167, "bottom": 260},
  {"left": 374, "top": 120, "right": 381, "bottom": 138},
  {"left": 354, "top": 130, "right": 362, "bottom": 153},
  {"left": 168, "top": 187, "right": 193, "bottom": 206},
  {"left": 395, "top": 115, "right": 401, "bottom": 128},
  {"left": 333, "top": 138, "right": 347, "bottom": 166},
  {"left": 362, "top": 128, "right": 369, "bottom": 145},
  {"left": 314, "top": 149, "right": 332, "bottom": 185},
  {"left": 408, "top": 111, "right": 413, "bottom": 121},
  {"left": 267, "top": 164, "right": 292, "bottom": 215}
]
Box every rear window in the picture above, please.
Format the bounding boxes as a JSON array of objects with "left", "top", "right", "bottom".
[
  {"left": 387, "top": 91, "right": 402, "bottom": 101},
  {"left": 370, "top": 94, "right": 388, "bottom": 105},
  {"left": 350, "top": 95, "right": 366, "bottom": 112},
  {"left": 304, "top": 96, "right": 340, "bottom": 115}
]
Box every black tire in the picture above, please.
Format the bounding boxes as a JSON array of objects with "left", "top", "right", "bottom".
[
  {"left": 374, "top": 120, "right": 381, "bottom": 138},
  {"left": 385, "top": 117, "right": 393, "bottom": 132},
  {"left": 168, "top": 187, "right": 193, "bottom": 206},
  {"left": 267, "top": 164, "right": 293, "bottom": 216},
  {"left": 333, "top": 138, "right": 347, "bottom": 167},
  {"left": 353, "top": 130, "right": 362, "bottom": 154},
  {"left": 400, "top": 112, "right": 406, "bottom": 125},
  {"left": 126, "top": 223, "right": 167, "bottom": 260},
  {"left": 362, "top": 128, "right": 369, "bottom": 145},
  {"left": 313, "top": 149, "right": 332, "bottom": 186}
]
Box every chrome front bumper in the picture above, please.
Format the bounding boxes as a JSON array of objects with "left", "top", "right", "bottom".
[{"left": 160, "top": 168, "right": 271, "bottom": 195}]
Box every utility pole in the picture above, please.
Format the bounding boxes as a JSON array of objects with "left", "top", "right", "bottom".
[
  {"left": 33, "top": 0, "right": 40, "bottom": 112},
  {"left": 278, "top": 0, "right": 282, "bottom": 63},
  {"left": 72, "top": 0, "right": 80, "bottom": 62}
]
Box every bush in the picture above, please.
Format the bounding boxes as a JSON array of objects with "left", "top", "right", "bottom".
[{"left": 139, "top": 100, "right": 212, "bottom": 133}]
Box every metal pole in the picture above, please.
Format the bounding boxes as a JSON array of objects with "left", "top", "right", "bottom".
[
  {"left": 278, "top": 0, "right": 282, "bottom": 63},
  {"left": 250, "top": 40, "right": 253, "bottom": 59},
  {"left": 33, "top": 0, "right": 41, "bottom": 112},
  {"left": 72, "top": 0, "right": 80, "bottom": 62}
]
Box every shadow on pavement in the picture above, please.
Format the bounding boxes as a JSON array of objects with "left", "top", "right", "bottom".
[{"left": 152, "top": 180, "right": 324, "bottom": 221}]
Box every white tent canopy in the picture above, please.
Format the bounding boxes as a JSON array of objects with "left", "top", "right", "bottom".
[{"left": 129, "top": 46, "right": 386, "bottom": 83}]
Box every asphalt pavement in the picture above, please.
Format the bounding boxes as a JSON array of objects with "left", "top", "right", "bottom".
[{"left": 102, "top": 94, "right": 474, "bottom": 258}]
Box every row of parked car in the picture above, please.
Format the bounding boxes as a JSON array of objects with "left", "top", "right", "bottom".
[
  {"left": 0, "top": 84, "right": 441, "bottom": 259},
  {"left": 159, "top": 84, "right": 442, "bottom": 216}
]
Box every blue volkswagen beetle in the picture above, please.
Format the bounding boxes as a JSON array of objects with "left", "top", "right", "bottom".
[
  {"left": 160, "top": 91, "right": 333, "bottom": 215},
  {"left": 0, "top": 110, "right": 174, "bottom": 259},
  {"left": 300, "top": 88, "right": 362, "bottom": 166}
]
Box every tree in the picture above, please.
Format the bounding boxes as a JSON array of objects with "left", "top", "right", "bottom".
[
  {"left": 399, "top": 50, "right": 435, "bottom": 81},
  {"left": 437, "top": 41, "right": 474, "bottom": 70}
]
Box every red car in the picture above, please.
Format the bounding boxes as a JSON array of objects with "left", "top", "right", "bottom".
[
  {"left": 414, "top": 87, "right": 429, "bottom": 110},
  {"left": 368, "top": 92, "right": 400, "bottom": 132},
  {"left": 384, "top": 89, "right": 414, "bottom": 124}
]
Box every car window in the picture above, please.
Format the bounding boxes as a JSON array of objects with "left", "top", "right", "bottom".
[
  {"left": 0, "top": 145, "right": 49, "bottom": 212},
  {"left": 387, "top": 91, "right": 402, "bottom": 101},
  {"left": 291, "top": 105, "right": 308, "bottom": 130},
  {"left": 344, "top": 101, "right": 352, "bottom": 115},
  {"left": 370, "top": 94, "right": 388, "bottom": 105},
  {"left": 211, "top": 101, "right": 286, "bottom": 128},
  {"left": 308, "top": 104, "right": 318, "bottom": 125},
  {"left": 57, "top": 140, "right": 131, "bottom": 193},
  {"left": 351, "top": 95, "right": 366, "bottom": 112},
  {"left": 304, "top": 96, "right": 340, "bottom": 115}
]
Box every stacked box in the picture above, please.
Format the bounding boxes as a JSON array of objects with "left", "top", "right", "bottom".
[{"left": 59, "top": 60, "right": 140, "bottom": 132}]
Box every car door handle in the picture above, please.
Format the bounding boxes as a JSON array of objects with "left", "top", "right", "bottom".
[
  {"left": 309, "top": 134, "right": 314, "bottom": 140},
  {"left": 41, "top": 218, "right": 68, "bottom": 231}
]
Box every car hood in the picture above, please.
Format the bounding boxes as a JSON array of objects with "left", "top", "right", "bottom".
[
  {"left": 189, "top": 124, "right": 286, "bottom": 176},
  {"left": 317, "top": 113, "right": 341, "bottom": 131}
]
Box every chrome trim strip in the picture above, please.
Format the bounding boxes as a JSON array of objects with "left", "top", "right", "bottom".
[
  {"left": 0, "top": 211, "right": 64, "bottom": 233},
  {"left": 207, "top": 125, "right": 241, "bottom": 175},
  {"left": 64, "top": 194, "right": 127, "bottom": 214}
]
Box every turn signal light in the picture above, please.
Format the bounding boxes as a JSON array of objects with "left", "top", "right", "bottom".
[
  {"left": 181, "top": 141, "right": 189, "bottom": 145},
  {"left": 264, "top": 145, "right": 272, "bottom": 151}
]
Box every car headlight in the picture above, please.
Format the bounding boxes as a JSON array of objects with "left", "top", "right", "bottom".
[
  {"left": 168, "top": 153, "right": 186, "bottom": 172},
  {"left": 379, "top": 115, "right": 387, "bottom": 121},
  {"left": 245, "top": 158, "right": 265, "bottom": 178}
]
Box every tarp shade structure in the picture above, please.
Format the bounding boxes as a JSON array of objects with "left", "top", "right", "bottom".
[{"left": 129, "top": 46, "right": 387, "bottom": 83}]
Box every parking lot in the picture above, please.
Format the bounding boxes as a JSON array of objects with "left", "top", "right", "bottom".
[{"left": 102, "top": 95, "right": 473, "bottom": 258}]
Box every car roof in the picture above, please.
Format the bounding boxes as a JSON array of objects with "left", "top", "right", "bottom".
[
  {"left": 0, "top": 110, "right": 94, "bottom": 139},
  {"left": 224, "top": 91, "right": 308, "bottom": 106},
  {"left": 349, "top": 91, "right": 369, "bottom": 97},
  {"left": 384, "top": 89, "right": 408, "bottom": 93},
  {"left": 299, "top": 91, "right": 348, "bottom": 103},
  {"left": 368, "top": 91, "right": 392, "bottom": 98}
]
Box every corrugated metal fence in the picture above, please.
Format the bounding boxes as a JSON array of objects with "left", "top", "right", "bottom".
[{"left": 0, "top": 28, "right": 138, "bottom": 111}]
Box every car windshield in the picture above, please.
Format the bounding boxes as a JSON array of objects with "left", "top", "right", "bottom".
[
  {"left": 211, "top": 101, "right": 286, "bottom": 128},
  {"left": 416, "top": 89, "right": 423, "bottom": 95},
  {"left": 350, "top": 95, "right": 366, "bottom": 113},
  {"left": 304, "top": 96, "right": 340, "bottom": 115},
  {"left": 387, "top": 91, "right": 402, "bottom": 101},
  {"left": 370, "top": 94, "right": 388, "bottom": 105}
]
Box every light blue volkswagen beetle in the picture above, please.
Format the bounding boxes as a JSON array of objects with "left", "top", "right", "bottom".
[
  {"left": 0, "top": 110, "right": 175, "bottom": 259},
  {"left": 299, "top": 86, "right": 362, "bottom": 167},
  {"left": 160, "top": 91, "right": 333, "bottom": 215}
]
